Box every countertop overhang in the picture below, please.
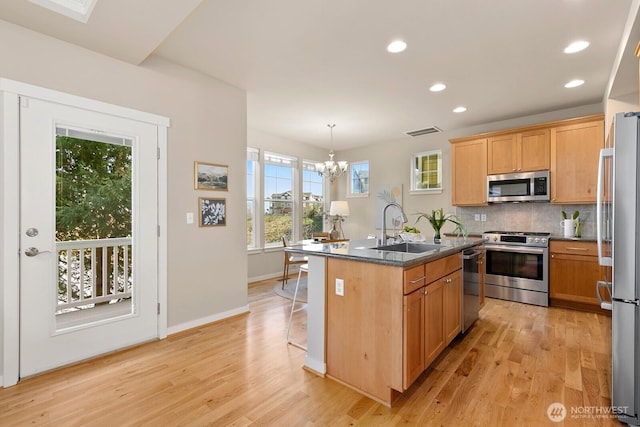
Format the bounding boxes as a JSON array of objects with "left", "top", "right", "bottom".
[{"left": 285, "top": 237, "right": 484, "bottom": 268}]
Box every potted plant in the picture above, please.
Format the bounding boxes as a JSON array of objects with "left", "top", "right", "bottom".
[
  {"left": 416, "top": 208, "right": 466, "bottom": 243},
  {"left": 561, "top": 210, "right": 581, "bottom": 238}
]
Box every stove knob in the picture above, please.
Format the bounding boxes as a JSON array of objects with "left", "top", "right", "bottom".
[
  {"left": 534, "top": 238, "right": 540, "bottom": 243},
  {"left": 493, "top": 237, "right": 498, "bottom": 242}
]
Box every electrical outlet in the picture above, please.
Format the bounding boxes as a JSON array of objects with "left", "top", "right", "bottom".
[
  {"left": 335, "top": 278, "right": 344, "bottom": 296},
  {"left": 474, "top": 214, "right": 480, "bottom": 221},
  {"left": 481, "top": 214, "right": 487, "bottom": 222}
]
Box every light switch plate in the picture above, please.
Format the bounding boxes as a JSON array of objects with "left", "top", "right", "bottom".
[
  {"left": 186, "top": 212, "right": 194, "bottom": 224},
  {"left": 335, "top": 278, "right": 344, "bottom": 296}
]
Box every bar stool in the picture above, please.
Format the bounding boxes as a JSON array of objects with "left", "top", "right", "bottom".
[{"left": 286, "top": 263, "right": 308, "bottom": 350}]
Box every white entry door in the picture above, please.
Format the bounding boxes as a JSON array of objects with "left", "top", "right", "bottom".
[{"left": 19, "top": 96, "right": 159, "bottom": 377}]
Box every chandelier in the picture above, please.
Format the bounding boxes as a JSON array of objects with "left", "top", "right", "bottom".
[{"left": 316, "top": 124, "right": 348, "bottom": 182}]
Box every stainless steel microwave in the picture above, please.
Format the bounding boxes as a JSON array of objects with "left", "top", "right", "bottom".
[{"left": 487, "top": 171, "right": 550, "bottom": 203}]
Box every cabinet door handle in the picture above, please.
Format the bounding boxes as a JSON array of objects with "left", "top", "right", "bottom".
[
  {"left": 409, "top": 275, "right": 426, "bottom": 284},
  {"left": 443, "top": 278, "right": 452, "bottom": 284},
  {"left": 423, "top": 289, "right": 428, "bottom": 296},
  {"left": 565, "top": 247, "right": 588, "bottom": 251}
]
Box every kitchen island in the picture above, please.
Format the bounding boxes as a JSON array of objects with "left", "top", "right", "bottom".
[{"left": 285, "top": 237, "right": 483, "bottom": 406}]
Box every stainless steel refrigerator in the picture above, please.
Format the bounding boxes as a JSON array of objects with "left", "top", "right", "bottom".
[{"left": 597, "top": 111, "right": 640, "bottom": 425}]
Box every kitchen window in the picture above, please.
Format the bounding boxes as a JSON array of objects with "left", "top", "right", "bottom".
[
  {"left": 411, "top": 150, "right": 443, "bottom": 193},
  {"left": 264, "top": 152, "right": 297, "bottom": 247},
  {"left": 247, "top": 150, "right": 327, "bottom": 250},
  {"left": 302, "top": 160, "right": 325, "bottom": 239},
  {"left": 349, "top": 160, "right": 369, "bottom": 197}
]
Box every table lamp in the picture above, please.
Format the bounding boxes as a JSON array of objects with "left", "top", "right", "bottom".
[{"left": 329, "top": 201, "right": 350, "bottom": 239}]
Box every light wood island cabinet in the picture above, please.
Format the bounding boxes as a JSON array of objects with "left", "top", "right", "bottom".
[
  {"left": 326, "top": 252, "right": 463, "bottom": 406},
  {"left": 403, "top": 256, "right": 461, "bottom": 389},
  {"left": 443, "top": 269, "right": 462, "bottom": 344}
]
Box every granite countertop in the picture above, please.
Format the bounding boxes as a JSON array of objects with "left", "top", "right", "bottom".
[{"left": 285, "top": 237, "right": 484, "bottom": 267}]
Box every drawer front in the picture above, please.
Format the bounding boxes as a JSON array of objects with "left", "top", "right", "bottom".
[
  {"left": 404, "top": 264, "right": 426, "bottom": 294},
  {"left": 425, "top": 253, "right": 462, "bottom": 284},
  {"left": 550, "top": 241, "right": 597, "bottom": 256}
]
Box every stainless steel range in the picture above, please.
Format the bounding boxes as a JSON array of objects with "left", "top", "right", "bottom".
[{"left": 483, "top": 231, "right": 550, "bottom": 307}]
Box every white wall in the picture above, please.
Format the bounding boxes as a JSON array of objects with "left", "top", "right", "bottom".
[
  {"left": 334, "top": 103, "right": 604, "bottom": 241},
  {"left": 0, "top": 15, "right": 248, "bottom": 358}
]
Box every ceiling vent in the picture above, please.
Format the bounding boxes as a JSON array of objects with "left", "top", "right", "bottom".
[{"left": 405, "top": 126, "right": 442, "bottom": 137}]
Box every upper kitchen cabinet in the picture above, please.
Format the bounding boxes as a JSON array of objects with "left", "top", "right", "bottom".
[
  {"left": 450, "top": 114, "right": 603, "bottom": 206},
  {"left": 487, "top": 129, "right": 550, "bottom": 174},
  {"left": 550, "top": 116, "right": 604, "bottom": 204},
  {"left": 450, "top": 138, "right": 488, "bottom": 206}
]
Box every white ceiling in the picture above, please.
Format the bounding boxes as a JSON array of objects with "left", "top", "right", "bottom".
[{"left": 0, "top": 0, "right": 636, "bottom": 149}]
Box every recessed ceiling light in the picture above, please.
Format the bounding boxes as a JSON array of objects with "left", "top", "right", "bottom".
[
  {"left": 564, "top": 41, "right": 590, "bottom": 54},
  {"left": 453, "top": 106, "right": 467, "bottom": 113},
  {"left": 430, "top": 83, "right": 446, "bottom": 92},
  {"left": 565, "top": 79, "right": 585, "bottom": 88},
  {"left": 387, "top": 40, "right": 407, "bottom": 53}
]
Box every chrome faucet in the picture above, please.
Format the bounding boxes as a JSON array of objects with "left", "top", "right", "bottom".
[{"left": 381, "top": 202, "right": 408, "bottom": 245}]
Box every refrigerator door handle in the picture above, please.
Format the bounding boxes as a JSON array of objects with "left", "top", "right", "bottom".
[
  {"left": 596, "top": 280, "right": 613, "bottom": 310},
  {"left": 596, "top": 147, "right": 614, "bottom": 267}
]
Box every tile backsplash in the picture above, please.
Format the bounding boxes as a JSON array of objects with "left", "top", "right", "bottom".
[{"left": 457, "top": 203, "right": 596, "bottom": 238}]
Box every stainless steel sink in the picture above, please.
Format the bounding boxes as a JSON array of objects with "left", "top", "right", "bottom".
[{"left": 374, "top": 242, "right": 448, "bottom": 253}]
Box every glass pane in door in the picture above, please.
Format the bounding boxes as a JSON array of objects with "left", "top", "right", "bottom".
[{"left": 55, "top": 127, "right": 134, "bottom": 330}]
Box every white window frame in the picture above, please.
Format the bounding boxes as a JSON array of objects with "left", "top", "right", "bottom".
[
  {"left": 246, "top": 148, "right": 260, "bottom": 251},
  {"left": 410, "top": 149, "right": 443, "bottom": 194},
  {"left": 302, "top": 160, "right": 327, "bottom": 239},
  {"left": 348, "top": 160, "right": 369, "bottom": 198},
  {"left": 263, "top": 151, "right": 298, "bottom": 248}
]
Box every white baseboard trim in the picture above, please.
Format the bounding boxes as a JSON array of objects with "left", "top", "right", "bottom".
[
  {"left": 167, "top": 304, "right": 250, "bottom": 335},
  {"left": 249, "top": 267, "right": 303, "bottom": 284},
  {"left": 304, "top": 356, "right": 326, "bottom": 375}
]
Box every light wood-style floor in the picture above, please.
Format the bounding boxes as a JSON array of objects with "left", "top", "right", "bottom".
[{"left": 0, "top": 277, "right": 620, "bottom": 426}]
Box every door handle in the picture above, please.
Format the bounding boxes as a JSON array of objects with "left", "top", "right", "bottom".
[{"left": 24, "top": 247, "right": 51, "bottom": 257}]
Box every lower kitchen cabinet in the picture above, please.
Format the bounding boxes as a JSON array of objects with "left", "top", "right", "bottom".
[
  {"left": 402, "top": 255, "right": 461, "bottom": 390},
  {"left": 403, "top": 287, "right": 425, "bottom": 387},
  {"left": 424, "top": 280, "right": 445, "bottom": 368},
  {"left": 549, "top": 240, "right": 611, "bottom": 314},
  {"left": 443, "top": 270, "right": 462, "bottom": 345}
]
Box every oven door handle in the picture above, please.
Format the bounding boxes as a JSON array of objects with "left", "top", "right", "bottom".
[{"left": 484, "top": 245, "right": 546, "bottom": 255}]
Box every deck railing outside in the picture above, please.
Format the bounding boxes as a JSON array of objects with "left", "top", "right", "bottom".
[{"left": 56, "top": 238, "right": 132, "bottom": 313}]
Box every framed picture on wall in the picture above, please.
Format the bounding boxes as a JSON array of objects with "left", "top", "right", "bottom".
[
  {"left": 194, "top": 161, "right": 228, "bottom": 191},
  {"left": 199, "top": 197, "right": 226, "bottom": 227}
]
